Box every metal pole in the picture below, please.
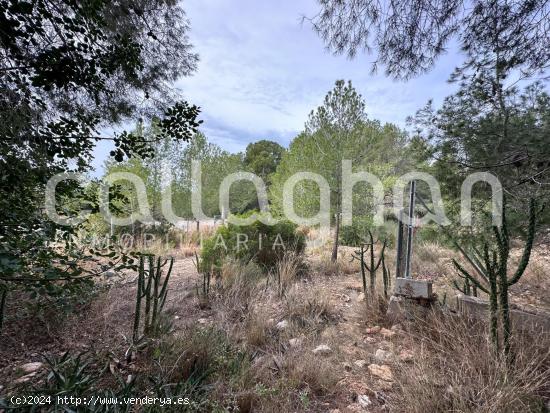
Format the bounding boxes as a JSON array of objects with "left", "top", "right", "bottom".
[
  {"left": 404, "top": 180, "right": 416, "bottom": 279},
  {"left": 395, "top": 209, "right": 404, "bottom": 278}
]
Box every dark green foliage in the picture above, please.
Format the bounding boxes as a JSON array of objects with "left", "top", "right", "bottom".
[
  {"left": 452, "top": 198, "right": 537, "bottom": 356},
  {"left": 200, "top": 213, "right": 306, "bottom": 274},
  {"left": 132, "top": 255, "right": 173, "bottom": 343},
  {"left": 1, "top": 327, "right": 250, "bottom": 411},
  {"left": 311, "top": 1, "right": 550, "bottom": 80},
  {"left": 340, "top": 217, "right": 373, "bottom": 247},
  {"left": 0, "top": 0, "right": 201, "bottom": 307},
  {"left": 244, "top": 140, "right": 285, "bottom": 183}
]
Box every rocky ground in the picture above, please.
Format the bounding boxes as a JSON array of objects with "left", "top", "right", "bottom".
[{"left": 1, "top": 244, "right": 549, "bottom": 412}]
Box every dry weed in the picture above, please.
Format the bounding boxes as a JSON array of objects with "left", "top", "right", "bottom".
[
  {"left": 394, "top": 311, "right": 550, "bottom": 412},
  {"left": 283, "top": 285, "right": 335, "bottom": 329}
]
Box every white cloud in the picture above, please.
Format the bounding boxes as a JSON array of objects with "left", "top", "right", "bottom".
[
  {"left": 92, "top": 0, "right": 462, "bottom": 174},
  {"left": 176, "top": 0, "right": 461, "bottom": 152}
]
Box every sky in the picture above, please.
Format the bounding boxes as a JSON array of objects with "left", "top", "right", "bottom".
[{"left": 91, "top": 0, "right": 462, "bottom": 174}]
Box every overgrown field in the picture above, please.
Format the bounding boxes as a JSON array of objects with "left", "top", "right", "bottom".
[{"left": 1, "top": 229, "right": 549, "bottom": 413}]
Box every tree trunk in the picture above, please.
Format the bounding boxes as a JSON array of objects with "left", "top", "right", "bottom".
[{"left": 331, "top": 212, "right": 340, "bottom": 262}]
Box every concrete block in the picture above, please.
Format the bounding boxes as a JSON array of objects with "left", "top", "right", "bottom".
[
  {"left": 386, "top": 294, "right": 437, "bottom": 321},
  {"left": 394, "top": 278, "right": 433, "bottom": 299},
  {"left": 456, "top": 294, "right": 550, "bottom": 332}
]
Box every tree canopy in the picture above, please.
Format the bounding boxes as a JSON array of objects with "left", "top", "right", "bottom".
[
  {"left": 311, "top": 0, "right": 550, "bottom": 80},
  {"left": 0, "top": 0, "right": 202, "bottom": 292}
]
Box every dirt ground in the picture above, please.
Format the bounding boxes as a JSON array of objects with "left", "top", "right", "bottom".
[{"left": 1, "top": 243, "right": 549, "bottom": 412}]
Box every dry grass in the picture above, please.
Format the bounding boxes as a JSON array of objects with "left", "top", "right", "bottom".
[
  {"left": 283, "top": 285, "right": 336, "bottom": 329},
  {"left": 216, "top": 260, "right": 263, "bottom": 322},
  {"left": 273, "top": 252, "right": 303, "bottom": 294},
  {"left": 283, "top": 351, "right": 339, "bottom": 396},
  {"left": 244, "top": 311, "right": 272, "bottom": 349},
  {"left": 411, "top": 242, "right": 454, "bottom": 279},
  {"left": 310, "top": 255, "right": 344, "bottom": 277},
  {"left": 394, "top": 311, "right": 550, "bottom": 413},
  {"left": 355, "top": 293, "right": 391, "bottom": 326}
]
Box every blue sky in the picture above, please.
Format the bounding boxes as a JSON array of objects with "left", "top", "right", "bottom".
[{"left": 91, "top": 0, "right": 462, "bottom": 174}]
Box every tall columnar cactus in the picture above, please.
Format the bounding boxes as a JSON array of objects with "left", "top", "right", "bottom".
[
  {"left": 351, "top": 229, "right": 388, "bottom": 298},
  {"left": 193, "top": 251, "right": 211, "bottom": 306},
  {"left": 453, "top": 275, "right": 478, "bottom": 297},
  {"left": 452, "top": 197, "right": 536, "bottom": 356},
  {"left": 0, "top": 286, "right": 6, "bottom": 331},
  {"left": 381, "top": 252, "right": 391, "bottom": 298},
  {"left": 133, "top": 255, "right": 173, "bottom": 343}
]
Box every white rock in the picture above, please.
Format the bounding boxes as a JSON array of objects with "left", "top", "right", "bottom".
[
  {"left": 19, "top": 362, "right": 43, "bottom": 375},
  {"left": 312, "top": 344, "right": 332, "bottom": 355},
  {"left": 375, "top": 349, "right": 393, "bottom": 363},
  {"left": 276, "top": 320, "right": 289, "bottom": 330},
  {"left": 357, "top": 292, "right": 365, "bottom": 302},
  {"left": 354, "top": 359, "right": 368, "bottom": 368},
  {"left": 358, "top": 394, "right": 372, "bottom": 408},
  {"left": 197, "top": 318, "right": 209, "bottom": 324},
  {"left": 14, "top": 372, "right": 36, "bottom": 384},
  {"left": 288, "top": 338, "right": 302, "bottom": 348}
]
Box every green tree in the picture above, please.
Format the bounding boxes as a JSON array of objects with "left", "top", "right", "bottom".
[
  {"left": 310, "top": 0, "right": 550, "bottom": 80},
  {"left": 271, "top": 80, "right": 405, "bottom": 261},
  {"left": 0, "top": 0, "right": 201, "bottom": 311},
  {"left": 244, "top": 140, "right": 285, "bottom": 183}
]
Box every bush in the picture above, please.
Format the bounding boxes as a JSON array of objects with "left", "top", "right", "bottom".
[
  {"left": 339, "top": 216, "right": 395, "bottom": 247},
  {"left": 200, "top": 212, "right": 305, "bottom": 273}
]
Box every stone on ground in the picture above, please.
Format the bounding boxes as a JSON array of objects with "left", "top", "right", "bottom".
[
  {"left": 276, "top": 320, "right": 289, "bottom": 330},
  {"left": 358, "top": 394, "right": 372, "bottom": 408},
  {"left": 19, "top": 362, "right": 43, "bottom": 375},
  {"left": 368, "top": 364, "right": 393, "bottom": 382},
  {"left": 312, "top": 344, "right": 332, "bottom": 355},
  {"left": 374, "top": 349, "right": 393, "bottom": 363}
]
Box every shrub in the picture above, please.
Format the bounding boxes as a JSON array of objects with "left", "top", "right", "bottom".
[
  {"left": 200, "top": 212, "right": 305, "bottom": 273},
  {"left": 339, "top": 216, "right": 395, "bottom": 247},
  {"left": 339, "top": 217, "right": 373, "bottom": 247}
]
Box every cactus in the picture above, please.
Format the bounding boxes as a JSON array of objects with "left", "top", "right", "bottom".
[
  {"left": 193, "top": 251, "right": 211, "bottom": 307},
  {"left": 453, "top": 276, "right": 477, "bottom": 297},
  {"left": 352, "top": 244, "right": 369, "bottom": 295},
  {"left": 452, "top": 197, "right": 536, "bottom": 356},
  {"left": 132, "top": 254, "right": 173, "bottom": 342},
  {"left": 381, "top": 252, "right": 391, "bottom": 298},
  {"left": 364, "top": 229, "right": 388, "bottom": 296},
  {"left": 351, "top": 229, "right": 388, "bottom": 298},
  {"left": 0, "top": 286, "right": 6, "bottom": 331},
  {"left": 195, "top": 252, "right": 210, "bottom": 295}
]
